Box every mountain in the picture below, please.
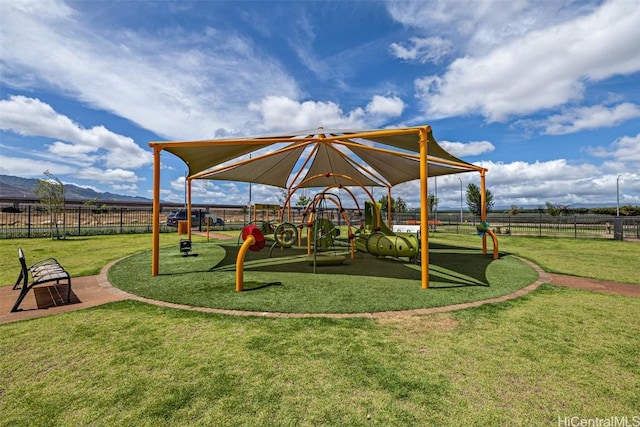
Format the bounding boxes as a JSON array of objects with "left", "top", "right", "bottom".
[{"left": 0, "top": 174, "right": 152, "bottom": 203}]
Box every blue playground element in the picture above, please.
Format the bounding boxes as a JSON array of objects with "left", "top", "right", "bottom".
[{"left": 476, "top": 220, "right": 490, "bottom": 236}]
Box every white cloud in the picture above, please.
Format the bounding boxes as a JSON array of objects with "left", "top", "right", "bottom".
[
  {"left": 75, "top": 167, "right": 140, "bottom": 184},
  {"left": 0, "top": 0, "right": 300, "bottom": 140},
  {"left": 111, "top": 183, "right": 138, "bottom": 192},
  {"left": 365, "top": 95, "right": 405, "bottom": 117},
  {"left": 439, "top": 140, "right": 495, "bottom": 157},
  {"left": 248, "top": 96, "right": 367, "bottom": 131},
  {"left": 529, "top": 103, "right": 640, "bottom": 135},
  {"left": 0, "top": 155, "right": 76, "bottom": 177},
  {"left": 412, "top": 1, "right": 640, "bottom": 121},
  {"left": 0, "top": 96, "right": 152, "bottom": 168},
  {"left": 46, "top": 141, "right": 99, "bottom": 165},
  {"left": 387, "top": 0, "right": 599, "bottom": 56},
  {"left": 386, "top": 157, "right": 640, "bottom": 209},
  {"left": 166, "top": 177, "right": 248, "bottom": 205},
  {"left": 588, "top": 133, "right": 640, "bottom": 163},
  {"left": 389, "top": 37, "right": 452, "bottom": 64}
]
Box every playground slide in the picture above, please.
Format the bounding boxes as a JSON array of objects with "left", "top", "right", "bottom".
[{"left": 354, "top": 201, "right": 419, "bottom": 260}]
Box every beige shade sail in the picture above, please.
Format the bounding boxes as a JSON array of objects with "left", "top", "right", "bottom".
[{"left": 154, "top": 127, "right": 484, "bottom": 190}]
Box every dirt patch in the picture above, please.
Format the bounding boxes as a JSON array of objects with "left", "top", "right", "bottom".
[
  {"left": 377, "top": 312, "right": 460, "bottom": 333},
  {"left": 548, "top": 274, "right": 640, "bottom": 298}
]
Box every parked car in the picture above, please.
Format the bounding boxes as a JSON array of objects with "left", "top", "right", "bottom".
[{"left": 167, "top": 210, "right": 224, "bottom": 227}]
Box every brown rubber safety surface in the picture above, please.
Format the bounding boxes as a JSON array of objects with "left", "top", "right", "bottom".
[{"left": 1, "top": 257, "right": 638, "bottom": 325}]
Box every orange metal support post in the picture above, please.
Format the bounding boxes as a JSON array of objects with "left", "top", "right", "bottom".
[
  {"left": 419, "top": 127, "right": 430, "bottom": 289},
  {"left": 480, "top": 170, "right": 487, "bottom": 255},
  {"left": 236, "top": 235, "right": 256, "bottom": 292},
  {"left": 187, "top": 178, "right": 192, "bottom": 241},
  {"left": 151, "top": 147, "right": 161, "bottom": 276}
]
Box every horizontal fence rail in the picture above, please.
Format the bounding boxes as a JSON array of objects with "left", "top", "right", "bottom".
[
  {"left": 393, "top": 213, "right": 640, "bottom": 240},
  {"left": 0, "top": 204, "right": 251, "bottom": 239},
  {"left": 2, "top": 202, "right": 639, "bottom": 241}
]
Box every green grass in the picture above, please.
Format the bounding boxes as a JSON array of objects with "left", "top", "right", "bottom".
[
  {"left": 108, "top": 241, "right": 537, "bottom": 313},
  {"left": 0, "top": 233, "right": 210, "bottom": 285},
  {"left": 1, "top": 233, "right": 639, "bottom": 425},
  {"left": 1, "top": 287, "right": 638, "bottom": 426},
  {"left": 428, "top": 232, "right": 640, "bottom": 284}
]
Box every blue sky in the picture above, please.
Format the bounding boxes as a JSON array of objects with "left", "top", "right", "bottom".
[{"left": 1, "top": 0, "right": 639, "bottom": 210}]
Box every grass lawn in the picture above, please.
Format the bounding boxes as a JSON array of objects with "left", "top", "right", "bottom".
[
  {"left": 1, "top": 233, "right": 639, "bottom": 425},
  {"left": 428, "top": 232, "right": 640, "bottom": 284},
  {"left": 0, "top": 233, "right": 190, "bottom": 284},
  {"left": 1, "top": 288, "right": 638, "bottom": 426}
]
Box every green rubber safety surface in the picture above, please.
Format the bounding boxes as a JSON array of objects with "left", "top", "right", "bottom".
[{"left": 108, "top": 241, "right": 538, "bottom": 314}]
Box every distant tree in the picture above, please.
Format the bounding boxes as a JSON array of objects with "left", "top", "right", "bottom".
[
  {"left": 620, "top": 205, "right": 640, "bottom": 216},
  {"left": 276, "top": 188, "right": 288, "bottom": 206},
  {"left": 295, "top": 194, "right": 312, "bottom": 207},
  {"left": 545, "top": 202, "right": 570, "bottom": 217},
  {"left": 465, "top": 183, "right": 494, "bottom": 216},
  {"left": 84, "top": 197, "right": 108, "bottom": 225},
  {"left": 507, "top": 204, "right": 522, "bottom": 215},
  {"left": 378, "top": 195, "right": 394, "bottom": 213},
  {"left": 376, "top": 195, "right": 407, "bottom": 214},
  {"left": 394, "top": 197, "right": 407, "bottom": 213},
  {"left": 427, "top": 193, "right": 438, "bottom": 218},
  {"left": 34, "top": 170, "right": 66, "bottom": 239},
  {"left": 545, "top": 202, "right": 562, "bottom": 217},
  {"left": 591, "top": 207, "right": 616, "bottom": 215},
  {"left": 545, "top": 201, "right": 572, "bottom": 230}
]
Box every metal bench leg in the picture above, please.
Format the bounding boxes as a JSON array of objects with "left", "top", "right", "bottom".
[
  {"left": 11, "top": 285, "right": 31, "bottom": 312},
  {"left": 13, "top": 270, "right": 25, "bottom": 290},
  {"left": 66, "top": 278, "right": 72, "bottom": 304}
]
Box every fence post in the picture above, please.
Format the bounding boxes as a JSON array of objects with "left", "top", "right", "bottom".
[
  {"left": 539, "top": 212, "right": 542, "bottom": 237},
  {"left": 574, "top": 216, "right": 577, "bottom": 239},
  {"left": 28, "top": 205, "right": 32, "bottom": 238},
  {"left": 613, "top": 218, "right": 624, "bottom": 241},
  {"left": 120, "top": 207, "right": 124, "bottom": 234}
]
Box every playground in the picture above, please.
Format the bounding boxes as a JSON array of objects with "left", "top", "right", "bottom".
[
  {"left": 148, "top": 126, "right": 499, "bottom": 291},
  {"left": 103, "top": 191, "right": 520, "bottom": 314}
]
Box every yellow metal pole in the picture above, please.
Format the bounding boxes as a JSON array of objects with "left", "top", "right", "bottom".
[
  {"left": 235, "top": 235, "right": 256, "bottom": 292},
  {"left": 480, "top": 170, "right": 487, "bottom": 255},
  {"left": 419, "top": 128, "right": 429, "bottom": 289},
  {"left": 151, "top": 146, "right": 161, "bottom": 276},
  {"left": 387, "top": 187, "right": 392, "bottom": 228},
  {"left": 306, "top": 207, "right": 317, "bottom": 256}
]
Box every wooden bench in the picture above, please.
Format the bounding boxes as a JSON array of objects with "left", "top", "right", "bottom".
[{"left": 12, "top": 248, "right": 72, "bottom": 312}]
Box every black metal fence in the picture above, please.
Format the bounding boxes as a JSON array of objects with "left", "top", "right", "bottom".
[
  {"left": 0, "top": 204, "right": 249, "bottom": 239},
  {"left": 394, "top": 212, "right": 640, "bottom": 240},
  {"left": 3, "top": 201, "right": 639, "bottom": 241}
]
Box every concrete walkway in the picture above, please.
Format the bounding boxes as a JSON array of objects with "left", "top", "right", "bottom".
[{"left": 2, "top": 258, "right": 638, "bottom": 325}]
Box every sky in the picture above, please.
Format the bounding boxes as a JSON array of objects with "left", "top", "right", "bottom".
[{"left": 1, "top": 0, "right": 639, "bottom": 211}]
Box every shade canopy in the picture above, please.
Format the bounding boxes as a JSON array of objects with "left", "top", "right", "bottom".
[{"left": 150, "top": 126, "right": 484, "bottom": 190}]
